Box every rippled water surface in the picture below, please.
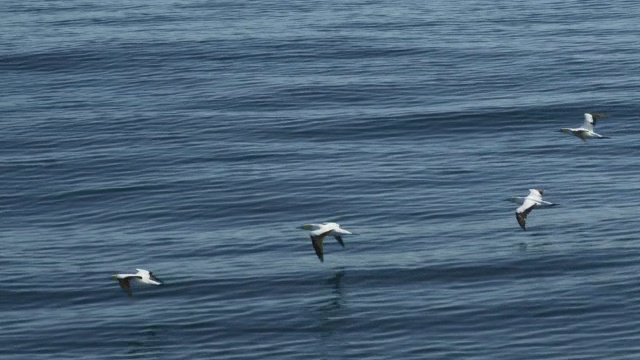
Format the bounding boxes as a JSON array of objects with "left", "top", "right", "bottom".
[{"left": 2, "top": 0, "right": 640, "bottom": 358}]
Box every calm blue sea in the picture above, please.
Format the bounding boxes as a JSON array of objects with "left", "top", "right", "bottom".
[{"left": 2, "top": 0, "right": 640, "bottom": 358}]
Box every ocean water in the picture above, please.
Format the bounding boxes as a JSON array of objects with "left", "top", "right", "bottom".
[{"left": 2, "top": 0, "right": 640, "bottom": 358}]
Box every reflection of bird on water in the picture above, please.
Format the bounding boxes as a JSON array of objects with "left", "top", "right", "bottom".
[
  {"left": 322, "top": 269, "right": 346, "bottom": 311},
  {"left": 328, "top": 270, "right": 345, "bottom": 294},
  {"left": 315, "top": 269, "right": 349, "bottom": 360},
  {"left": 126, "top": 325, "right": 161, "bottom": 355}
]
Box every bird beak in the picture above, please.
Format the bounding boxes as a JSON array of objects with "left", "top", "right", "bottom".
[
  {"left": 339, "top": 228, "right": 353, "bottom": 235},
  {"left": 150, "top": 275, "right": 164, "bottom": 285}
]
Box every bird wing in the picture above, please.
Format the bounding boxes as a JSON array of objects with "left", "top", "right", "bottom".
[
  {"left": 515, "top": 198, "right": 537, "bottom": 230},
  {"left": 310, "top": 232, "right": 329, "bottom": 262},
  {"left": 582, "top": 113, "right": 595, "bottom": 131},
  {"left": 117, "top": 278, "right": 134, "bottom": 297},
  {"left": 507, "top": 196, "right": 525, "bottom": 205},
  {"left": 527, "top": 189, "right": 542, "bottom": 202},
  {"left": 589, "top": 113, "right": 608, "bottom": 129},
  {"left": 301, "top": 224, "right": 321, "bottom": 231},
  {"left": 591, "top": 132, "right": 609, "bottom": 139},
  {"left": 536, "top": 198, "right": 557, "bottom": 207},
  {"left": 334, "top": 235, "right": 345, "bottom": 247}
]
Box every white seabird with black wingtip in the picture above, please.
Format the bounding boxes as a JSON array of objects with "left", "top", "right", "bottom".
[
  {"left": 300, "top": 222, "right": 352, "bottom": 262},
  {"left": 560, "top": 113, "right": 609, "bottom": 141},
  {"left": 514, "top": 189, "right": 556, "bottom": 230},
  {"left": 112, "top": 268, "right": 163, "bottom": 297}
]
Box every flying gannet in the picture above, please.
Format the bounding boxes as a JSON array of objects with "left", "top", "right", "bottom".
[
  {"left": 112, "top": 268, "right": 163, "bottom": 297},
  {"left": 560, "top": 113, "right": 609, "bottom": 141},
  {"left": 300, "top": 222, "right": 352, "bottom": 262},
  {"left": 513, "top": 189, "right": 556, "bottom": 230}
]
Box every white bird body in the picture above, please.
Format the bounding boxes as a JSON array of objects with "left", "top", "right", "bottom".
[
  {"left": 301, "top": 222, "right": 352, "bottom": 262},
  {"left": 514, "top": 189, "right": 556, "bottom": 230},
  {"left": 560, "top": 113, "right": 609, "bottom": 141},
  {"left": 112, "top": 268, "right": 163, "bottom": 297}
]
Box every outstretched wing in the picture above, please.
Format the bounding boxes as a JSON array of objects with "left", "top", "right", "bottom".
[
  {"left": 507, "top": 196, "right": 525, "bottom": 205},
  {"left": 526, "top": 189, "right": 543, "bottom": 201},
  {"left": 301, "top": 224, "right": 321, "bottom": 231},
  {"left": 118, "top": 278, "right": 133, "bottom": 297},
  {"left": 537, "top": 200, "right": 557, "bottom": 208},
  {"left": 582, "top": 113, "right": 607, "bottom": 130},
  {"left": 515, "top": 199, "right": 537, "bottom": 230},
  {"left": 310, "top": 232, "right": 329, "bottom": 262},
  {"left": 591, "top": 132, "right": 610, "bottom": 139},
  {"left": 582, "top": 113, "right": 595, "bottom": 131},
  {"left": 334, "top": 236, "right": 345, "bottom": 247}
]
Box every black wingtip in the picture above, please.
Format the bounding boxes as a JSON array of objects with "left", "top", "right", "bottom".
[
  {"left": 516, "top": 212, "right": 527, "bottom": 231},
  {"left": 311, "top": 235, "right": 324, "bottom": 262}
]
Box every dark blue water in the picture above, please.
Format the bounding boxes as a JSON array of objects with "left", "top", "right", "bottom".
[{"left": 2, "top": 0, "right": 640, "bottom": 358}]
